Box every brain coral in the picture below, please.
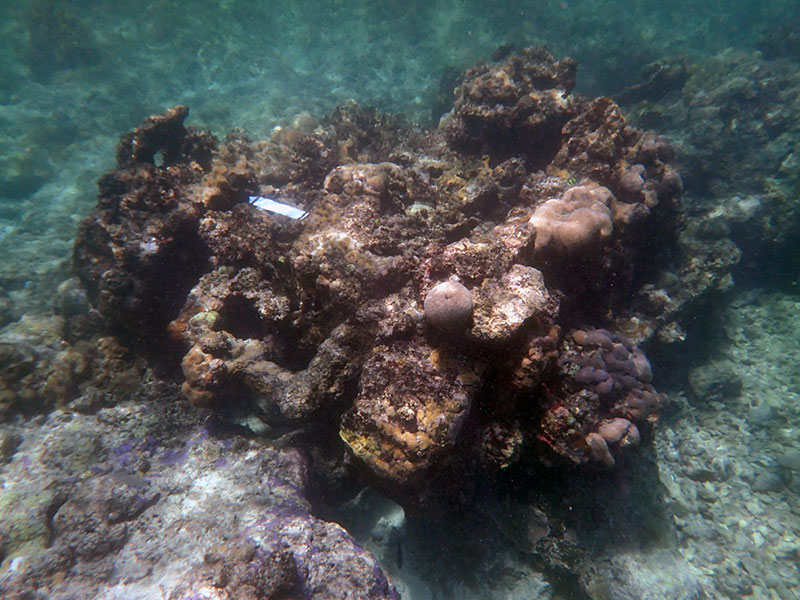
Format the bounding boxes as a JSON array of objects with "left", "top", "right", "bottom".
[{"left": 424, "top": 280, "right": 473, "bottom": 331}]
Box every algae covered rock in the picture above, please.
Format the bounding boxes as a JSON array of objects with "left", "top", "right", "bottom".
[
  {"left": 470, "top": 264, "right": 554, "bottom": 343},
  {"left": 0, "top": 398, "right": 398, "bottom": 600},
  {"left": 340, "top": 339, "right": 483, "bottom": 506}
]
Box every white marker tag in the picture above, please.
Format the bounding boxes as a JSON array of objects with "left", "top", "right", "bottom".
[{"left": 249, "top": 196, "right": 308, "bottom": 220}]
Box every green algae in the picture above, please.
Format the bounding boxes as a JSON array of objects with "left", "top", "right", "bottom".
[{"left": 0, "top": 488, "right": 53, "bottom": 562}]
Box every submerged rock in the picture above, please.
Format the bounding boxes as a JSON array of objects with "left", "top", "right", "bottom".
[
  {"left": 688, "top": 361, "right": 743, "bottom": 404},
  {"left": 581, "top": 551, "right": 704, "bottom": 600},
  {"left": 0, "top": 397, "right": 397, "bottom": 600}
]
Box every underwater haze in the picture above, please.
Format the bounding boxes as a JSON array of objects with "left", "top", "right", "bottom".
[
  {"left": 1, "top": 1, "right": 799, "bottom": 599},
  {"left": 0, "top": 0, "right": 796, "bottom": 314}
]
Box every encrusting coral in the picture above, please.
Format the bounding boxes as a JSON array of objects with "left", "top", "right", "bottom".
[{"left": 74, "top": 46, "right": 683, "bottom": 509}]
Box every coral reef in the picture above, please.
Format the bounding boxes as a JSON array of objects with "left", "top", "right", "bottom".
[
  {"left": 548, "top": 329, "right": 662, "bottom": 467},
  {"left": 620, "top": 50, "right": 800, "bottom": 200},
  {"left": 529, "top": 182, "right": 614, "bottom": 255},
  {"left": 618, "top": 50, "right": 800, "bottom": 289},
  {"left": 3, "top": 3, "right": 800, "bottom": 596},
  {"left": 73, "top": 47, "right": 684, "bottom": 511},
  {"left": 443, "top": 46, "right": 578, "bottom": 163}
]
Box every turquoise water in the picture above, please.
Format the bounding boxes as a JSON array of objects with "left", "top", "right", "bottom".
[
  {"left": 1, "top": 1, "right": 800, "bottom": 598},
  {"left": 0, "top": 0, "right": 796, "bottom": 315}
]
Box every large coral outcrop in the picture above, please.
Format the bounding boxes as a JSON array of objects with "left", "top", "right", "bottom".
[
  {"left": 444, "top": 46, "right": 578, "bottom": 164},
  {"left": 73, "top": 47, "right": 683, "bottom": 509}
]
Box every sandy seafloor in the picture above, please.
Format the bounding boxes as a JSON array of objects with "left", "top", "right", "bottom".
[{"left": 1, "top": 1, "right": 800, "bottom": 598}]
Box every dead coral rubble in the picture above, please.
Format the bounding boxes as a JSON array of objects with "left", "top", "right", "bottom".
[{"left": 74, "top": 47, "right": 683, "bottom": 509}]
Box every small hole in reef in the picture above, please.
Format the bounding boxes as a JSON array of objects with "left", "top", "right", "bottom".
[{"left": 219, "top": 295, "right": 264, "bottom": 341}]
